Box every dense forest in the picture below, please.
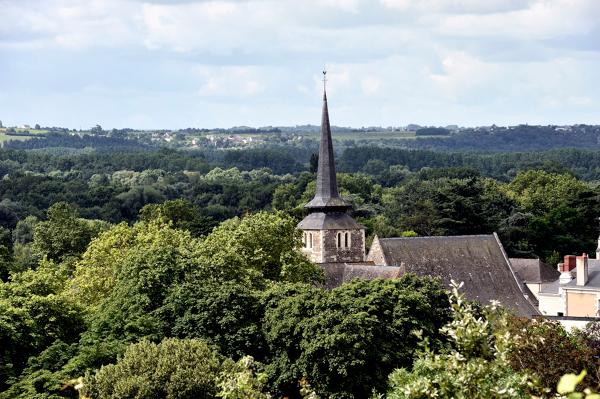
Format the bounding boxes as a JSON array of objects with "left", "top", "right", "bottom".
[{"left": 1, "top": 128, "right": 600, "bottom": 398}]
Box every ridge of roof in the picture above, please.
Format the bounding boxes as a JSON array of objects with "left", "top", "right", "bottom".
[{"left": 379, "top": 234, "right": 495, "bottom": 240}]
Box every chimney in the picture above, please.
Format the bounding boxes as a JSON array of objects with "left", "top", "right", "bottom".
[
  {"left": 576, "top": 253, "right": 589, "bottom": 286},
  {"left": 561, "top": 255, "right": 577, "bottom": 272},
  {"left": 559, "top": 263, "right": 573, "bottom": 284}
]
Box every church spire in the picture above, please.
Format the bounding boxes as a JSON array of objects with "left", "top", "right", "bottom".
[{"left": 305, "top": 70, "right": 350, "bottom": 210}]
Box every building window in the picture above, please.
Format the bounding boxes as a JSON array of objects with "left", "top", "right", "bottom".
[
  {"left": 337, "top": 231, "right": 351, "bottom": 248},
  {"left": 303, "top": 232, "right": 314, "bottom": 249}
]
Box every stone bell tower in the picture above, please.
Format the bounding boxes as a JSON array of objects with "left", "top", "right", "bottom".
[{"left": 297, "top": 71, "right": 365, "bottom": 264}]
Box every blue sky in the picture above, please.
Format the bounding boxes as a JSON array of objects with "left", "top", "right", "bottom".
[{"left": 1, "top": 0, "right": 599, "bottom": 129}]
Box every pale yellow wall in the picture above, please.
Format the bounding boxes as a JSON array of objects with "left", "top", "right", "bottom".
[
  {"left": 567, "top": 291, "right": 598, "bottom": 317},
  {"left": 538, "top": 294, "right": 564, "bottom": 316},
  {"left": 525, "top": 283, "right": 541, "bottom": 300}
]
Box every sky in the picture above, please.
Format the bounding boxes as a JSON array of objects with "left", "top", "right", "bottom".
[{"left": 1, "top": 0, "right": 599, "bottom": 129}]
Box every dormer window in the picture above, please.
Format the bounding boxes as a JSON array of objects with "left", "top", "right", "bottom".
[{"left": 337, "top": 231, "right": 351, "bottom": 248}]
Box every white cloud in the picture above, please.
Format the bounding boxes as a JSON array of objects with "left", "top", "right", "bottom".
[
  {"left": 195, "top": 65, "right": 265, "bottom": 97},
  {"left": 1, "top": 0, "right": 600, "bottom": 127},
  {"left": 380, "top": 0, "right": 533, "bottom": 14},
  {"left": 437, "top": 0, "right": 600, "bottom": 39},
  {"left": 428, "top": 52, "right": 499, "bottom": 100},
  {"left": 361, "top": 76, "right": 382, "bottom": 95},
  {"left": 320, "top": 0, "right": 361, "bottom": 13},
  {"left": 0, "top": 0, "right": 139, "bottom": 49}
]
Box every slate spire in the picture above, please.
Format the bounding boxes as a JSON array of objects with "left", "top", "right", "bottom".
[{"left": 305, "top": 71, "right": 350, "bottom": 210}]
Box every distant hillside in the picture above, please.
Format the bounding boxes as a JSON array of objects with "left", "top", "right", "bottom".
[{"left": 404, "top": 125, "right": 600, "bottom": 152}]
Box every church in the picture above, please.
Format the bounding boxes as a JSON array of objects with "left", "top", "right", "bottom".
[{"left": 297, "top": 76, "right": 539, "bottom": 317}]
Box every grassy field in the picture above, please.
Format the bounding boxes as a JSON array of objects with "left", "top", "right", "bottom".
[
  {"left": 13, "top": 128, "right": 48, "bottom": 135},
  {"left": 0, "top": 128, "right": 35, "bottom": 146},
  {"left": 0, "top": 134, "right": 33, "bottom": 143},
  {"left": 0, "top": 127, "right": 46, "bottom": 145}
]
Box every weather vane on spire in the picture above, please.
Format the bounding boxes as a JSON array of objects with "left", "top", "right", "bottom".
[{"left": 323, "top": 68, "right": 327, "bottom": 92}]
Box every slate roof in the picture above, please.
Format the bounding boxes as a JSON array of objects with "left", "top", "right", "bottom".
[
  {"left": 320, "top": 262, "right": 402, "bottom": 290},
  {"left": 373, "top": 234, "right": 539, "bottom": 317},
  {"left": 297, "top": 212, "right": 364, "bottom": 230},
  {"left": 563, "top": 260, "right": 600, "bottom": 291},
  {"left": 540, "top": 260, "right": 600, "bottom": 295},
  {"left": 510, "top": 258, "right": 560, "bottom": 284},
  {"left": 304, "top": 88, "right": 351, "bottom": 211}
]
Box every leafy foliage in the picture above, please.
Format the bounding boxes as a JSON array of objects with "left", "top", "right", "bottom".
[
  {"left": 32, "top": 202, "right": 109, "bottom": 263},
  {"left": 217, "top": 356, "right": 271, "bottom": 399},
  {"left": 196, "top": 211, "right": 322, "bottom": 286},
  {"left": 0, "top": 260, "right": 85, "bottom": 391},
  {"left": 138, "top": 199, "right": 216, "bottom": 237},
  {"left": 386, "top": 281, "right": 532, "bottom": 399},
  {"left": 161, "top": 281, "right": 265, "bottom": 360},
  {"left": 82, "top": 338, "right": 231, "bottom": 399},
  {"left": 508, "top": 317, "right": 599, "bottom": 394},
  {"left": 262, "top": 275, "right": 450, "bottom": 398}
]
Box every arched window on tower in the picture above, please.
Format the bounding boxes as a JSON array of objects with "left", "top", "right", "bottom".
[
  {"left": 337, "top": 231, "right": 351, "bottom": 248},
  {"left": 309, "top": 233, "right": 313, "bottom": 249},
  {"left": 303, "top": 232, "right": 307, "bottom": 248}
]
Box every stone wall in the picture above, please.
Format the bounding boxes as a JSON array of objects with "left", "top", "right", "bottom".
[
  {"left": 301, "top": 230, "right": 323, "bottom": 263},
  {"left": 300, "top": 228, "right": 366, "bottom": 264},
  {"left": 321, "top": 228, "right": 365, "bottom": 263},
  {"left": 366, "top": 236, "right": 387, "bottom": 266}
]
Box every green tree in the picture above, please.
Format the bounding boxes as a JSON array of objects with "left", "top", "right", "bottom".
[
  {"left": 271, "top": 183, "right": 299, "bottom": 212},
  {"left": 32, "top": 202, "right": 109, "bottom": 262},
  {"left": 161, "top": 281, "right": 265, "bottom": 360},
  {"left": 309, "top": 153, "right": 318, "bottom": 174},
  {"left": 0, "top": 341, "right": 79, "bottom": 399},
  {"left": 508, "top": 317, "right": 598, "bottom": 394},
  {"left": 382, "top": 177, "right": 512, "bottom": 236},
  {"left": 506, "top": 170, "right": 586, "bottom": 214},
  {"left": 386, "top": 282, "right": 532, "bottom": 399},
  {"left": 504, "top": 170, "right": 599, "bottom": 261},
  {"left": 217, "top": 356, "right": 271, "bottom": 399},
  {"left": 197, "top": 211, "right": 322, "bottom": 286},
  {"left": 0, "top": 227, "right": 13, "bottom": 281},
  {"left": 0, "top": 260, "right": 85, "bottom": 391},
  {"left": 12, "top": 215, "right": 38, "bottom": 245},
  {"left": 262, "top": 275, "right": 450, "bottom": 398},
  {"left": 139, "top": 199, "right": 215, "bottom": 237},
  {"left": 74, "top": 222, "right": 202, "bottom": 348},
  {"left": 66, "top": 222, "right": 139, "bottom": 311},
  {"left": 82, "top": 338, "right": 232, "bottom": 399}
]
